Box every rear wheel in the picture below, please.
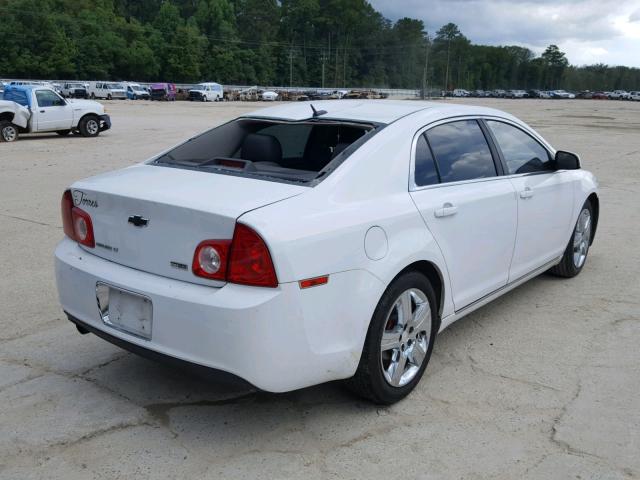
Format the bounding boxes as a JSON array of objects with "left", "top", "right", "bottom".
[
  {"left": 549, "top": 201, "right": 593, "bottom": 278},
  {"left": 0, "top": 121, "right": 19, "bottom": 142},
  {"left": 107, "top": 94, "right": 112, "bottom": 100},
  {"left": 78, "top": 115, "right": 100, "bottom": 137},
  {"left": 346, "top": 271, "right": 438, "bottom": 404}
]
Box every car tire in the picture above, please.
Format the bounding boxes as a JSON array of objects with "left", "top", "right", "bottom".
[
  {"left": 56, "top": 130, "right": 71, "bottom": 136},
  {"left": 78, "top": 115, "right": 100, "bottom": 138},
  {"left": 345, "top": 271, "right": 438, "bottom": 404},
  {"left": 0, "top": 121, "right": 19, "bottom": 142},
  {"left": 107, "top": 94, "right": 112, "bottom": 100},
  {"left": 548, "top": 200, "right": 593, "bottom": 278}
]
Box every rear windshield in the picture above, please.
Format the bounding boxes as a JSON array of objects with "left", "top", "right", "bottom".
[{"left": 151, "top": 118, "right": 377, "bottom": 184}]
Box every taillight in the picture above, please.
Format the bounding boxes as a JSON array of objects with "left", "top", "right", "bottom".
[
  {"left": 192, "top": 240, "right": 230, "bottom": 280},
  {"left": 61, "top": 190, "right": 95, "bottom": 248},
  {"left": 192, "top": 223, "right": 278, "bottom": 288},
  {"left": 228, "top": 223, "right": 278, "bottom": 287}
]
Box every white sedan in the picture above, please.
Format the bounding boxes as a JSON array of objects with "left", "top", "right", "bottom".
[
  {"left": 55, "top": 101, "right": 599, "bottom": 404},
  {"left": 261, "top": 90, "right": 278, "bottom": 101}
]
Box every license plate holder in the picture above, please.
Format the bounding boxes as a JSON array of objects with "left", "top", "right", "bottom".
[{"left": 96, "top": 283, "right": 153, "bottom": 340}]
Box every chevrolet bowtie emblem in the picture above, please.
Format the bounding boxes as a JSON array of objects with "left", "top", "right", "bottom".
[{"left": 128, "top": 215, "right": 149, "bottom": 227}]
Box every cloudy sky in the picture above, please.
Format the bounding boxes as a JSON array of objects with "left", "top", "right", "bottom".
[{"left": 369, "top": 0, "right": 640, "bottom": 67}]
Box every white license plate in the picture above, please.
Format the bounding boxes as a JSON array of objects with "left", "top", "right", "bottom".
[{"left": 98, "top": 284, "right": 153, "bottom": 340}]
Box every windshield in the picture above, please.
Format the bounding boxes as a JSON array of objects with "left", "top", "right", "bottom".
[{"left": 151, "top": 118, "right": 376, "bottom": 184}]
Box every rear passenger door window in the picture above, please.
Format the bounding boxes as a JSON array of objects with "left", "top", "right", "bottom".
[
  {"left": 426, "top": 120, "right": 497, "bottom": 183},
  {"left": 486, "top": 120, "right": 552, "bottom": 174}
]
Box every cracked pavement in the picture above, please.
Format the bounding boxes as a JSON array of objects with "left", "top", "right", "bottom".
[{"left": 0, "top": 99, "right": 638, "bottom": 479}]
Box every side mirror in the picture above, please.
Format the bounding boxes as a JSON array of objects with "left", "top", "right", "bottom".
[{"left": 555, "top": 150, "right": 580, "bottom": 170}]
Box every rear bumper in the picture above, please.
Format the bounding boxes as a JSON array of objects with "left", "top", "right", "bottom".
[
  {"left": 66, "top": 312, "right": 254, "bottom": 389},
  {"left": 54, "top": 238, "right": 384, "bottom": 392},
  {"left": 99, "top": 114, "right": 111, "bottom": 132}
]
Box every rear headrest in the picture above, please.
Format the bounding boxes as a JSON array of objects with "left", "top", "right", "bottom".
[{"left": 241, "top": 133, "right": 282, "bottom": 164}]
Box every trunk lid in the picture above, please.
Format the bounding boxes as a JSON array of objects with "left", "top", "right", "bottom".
[{"left": 70, "top": 164, "right": 307, "bottom": 286}]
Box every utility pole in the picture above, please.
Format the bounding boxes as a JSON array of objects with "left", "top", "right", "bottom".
[
  {"left": 422, "top": 33, "right": 430, "bottom": 99},
  {"left": 289, "top": 48, "right": 294, "bottom": 87},
  {"left": 342, "top": 35, "right": 348, "bottom": 87},
  {"left": 444, "top": 37, "right": 451, "bottom": 92}
]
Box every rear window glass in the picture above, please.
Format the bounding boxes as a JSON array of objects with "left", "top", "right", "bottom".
[
  {"left": 3, "top": 89, "right": 29, "bottom": 106},
  {"left": 152, "top": 119, "right": 375, "bottom": 184}
]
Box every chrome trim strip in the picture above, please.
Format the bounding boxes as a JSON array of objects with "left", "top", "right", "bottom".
[{"left": 438, "top": 256, "right": 562, "bottom": 332}]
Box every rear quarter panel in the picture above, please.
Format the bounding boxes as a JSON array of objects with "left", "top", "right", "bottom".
[{"left": 239, "top": 119, "right": 455, "bottom": 348}]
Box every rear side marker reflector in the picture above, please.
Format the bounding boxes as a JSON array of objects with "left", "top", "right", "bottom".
[{"left": 299, "top": 276, "right": 329, "bottom": 289}]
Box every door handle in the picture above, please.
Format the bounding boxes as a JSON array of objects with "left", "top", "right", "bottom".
[
  {"left": 519, "top": 187, "right": 534, "bottom": 199},
  {"left": 434, "top": 202, "right": 458, "bottom": 218},
  {"left": 39, "top": 110, "right": 45, "bottom": 113}
]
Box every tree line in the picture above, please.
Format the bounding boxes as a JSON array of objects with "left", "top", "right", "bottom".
[{"left": 1, "top": 0, "right": 639, "bottom": 91}]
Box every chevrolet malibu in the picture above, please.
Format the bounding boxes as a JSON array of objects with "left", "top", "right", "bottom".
[{"left": 55, "top": 101, "right": 599, "bottom": 404}]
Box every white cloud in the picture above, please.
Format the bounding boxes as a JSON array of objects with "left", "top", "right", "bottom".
[{"left": 369, "top": 0, "right": 640, "bottom": 67}]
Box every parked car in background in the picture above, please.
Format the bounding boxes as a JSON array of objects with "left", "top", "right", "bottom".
[
  {"left": 54, "top": 100, "right": 598, "bottom": 404},
  {"left": 61, "top": 82, "right": 88, "bottom": 98},
  {"left": 551, "top": 90, "right": 575, "bottom": 99},
  {"left": 629, "top": 91, "right": 640, "bottom": 101},
  {"left": 88, "top": 82, "right": 126, "bottom": 100},
  {"left": 506, "top": 90, "right": 527, "bottom": 98},
  {"left": 1, "top": 85, "right": 110, "bottom": 142},
  {"left": 492, "top": 89, "right": 507, "bottom": 98},
  {"left": 150, "top": 83, "right": 176, "bottom": 101},
  {"left": 471, "top": 90, "right": 486, "bottom": 97},
  {"left": 592, "top": 91, "right": 608, "bottom": 100},
  {"left": 126, "top": 83, "right": 150, "bottom": 100},
  {"left": 0, "top": 82, "right": 5, "bottom": 95},
  {"left": 453, "top": 89, "right": 470, "bottom": 97},
  {"left": 575, "top": 91, "right": 594, "bottom": 99},
  {"left": 608, "top": 90, "right": 630, "bottom": 100},
  {"left": 188, "top": 82, "right": 223, "bottom": 102},
  {"left": 261, "top": 90, "right": 278, "bottom": 101}
]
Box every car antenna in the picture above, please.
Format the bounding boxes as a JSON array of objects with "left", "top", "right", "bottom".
[{"left": 310, "top": 104, "right": 327, "bottom": 118}]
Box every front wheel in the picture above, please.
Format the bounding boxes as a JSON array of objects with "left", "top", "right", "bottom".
[
  {"left": 549, "top": 201, "right": 593, "bottom": 278},
  {"left": 0, "top": 121, "right": 19, "bottom": 142},
  {"left": 346, "top": 271, "right": 438, "bottom": 404},
  {"left": 78, "top": 115, "right": 100, "bottom": 137}
]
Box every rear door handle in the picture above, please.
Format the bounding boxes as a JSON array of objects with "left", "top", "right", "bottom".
[
  {"left": 39, "top": 110, "right": 45, "bottom": 113},
  {"left": 434, "top": 202, "right": 458, "bottom": 218},
  {"left": 519, "top": 187, "right": 534, "bottom": 199}
]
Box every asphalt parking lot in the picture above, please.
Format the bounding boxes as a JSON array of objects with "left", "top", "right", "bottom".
[{"left": 1, "top": 98, "right": 638, "bottom": 479}]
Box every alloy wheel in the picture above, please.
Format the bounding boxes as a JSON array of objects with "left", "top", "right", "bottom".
[
  {"left": 380, "top": 288, "right": 431, "bottom": 387},
  {"left": 1, "top": 125, "right": 17, "bottom": 142},
  {"left": 86, "top": 120, "right": 99, "bottom": 135},
  {"left": 573, "top": 208, "right": 591, "bottom": 268}
]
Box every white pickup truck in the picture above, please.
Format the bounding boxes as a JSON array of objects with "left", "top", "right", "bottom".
[{"left": 0, "top": 85, "right": 110, "bottom": 142}]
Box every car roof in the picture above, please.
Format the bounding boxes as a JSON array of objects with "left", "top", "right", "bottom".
[{"left": 243, "top": 100, "right": 512, "bottom": 125}]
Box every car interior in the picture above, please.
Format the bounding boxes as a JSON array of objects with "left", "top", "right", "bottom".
[{"left": 153, "top": 119, "right": 375, "bottom": 183}]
